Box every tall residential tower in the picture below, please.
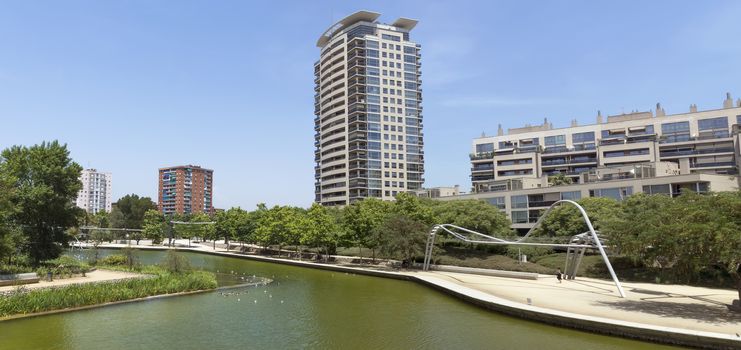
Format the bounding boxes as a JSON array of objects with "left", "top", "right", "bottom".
[
  {"left": 75, "top": 169, "right": 112, "bottom": 214},
  {"left": 314, "top": 11, "right": 424, "bottom": 206},
  {"left": 158, "top": 165, "right": 214, "bottom": 215}
]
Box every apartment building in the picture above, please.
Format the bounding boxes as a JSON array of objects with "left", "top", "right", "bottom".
[
  {"left": 470, "top": 93, "right": 741, "bottom": 193},
  {"left": 75, "top": 169, "right": 112, "bottom": 214},
  {"left": 314, "top": 11, "right": 424, "bottom": 206},
  {"left": 158, "top": 165, "right": 213, "bottom": 215}
]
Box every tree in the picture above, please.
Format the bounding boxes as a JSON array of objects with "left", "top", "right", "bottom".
[
  {"left": 0, "top": 141, "right": 83, "bottom": 264},
  {"left": 109, "top": 194, "right": 157, "bottom": 229},
  {"left": 302, "top": 203, "right": 340, "bottom": 260},
  {"left": 605, "top": 192, "right": 741, "bottom": 301},
  {"left": 142, "top": 210, "right": 167, "bottom": 245},
  {"left": 374, "top": 214, "right": 428, "bottom": 266},
  {"left": 254, "top": 205, "right": 304, "bottom": 255},
  {"left": 432, "top": 200, "right": 512, "bottom": 236},
  {"left": 535, "top": 197, "right": 621, "bottom": 237},
  {"left": 548, "top": 173, "right": 573, "bottom": 186},
  {"left": 342, "top": 198, "right": 390, "bottom": 262},
  {"left": 215, "top": 208, "right": 245, "bottom": 250}
]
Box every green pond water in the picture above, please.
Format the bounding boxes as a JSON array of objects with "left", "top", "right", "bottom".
[{"left": 0, "top": 249, "right": 683, "bottom": 350}]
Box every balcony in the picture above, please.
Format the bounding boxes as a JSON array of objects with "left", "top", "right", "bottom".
[
  {"left": 528, "top": 200, "right": 558, "bottom": 208},
  {"left": 469, "top": 152, "right": 494, "bottom": 160},
  {"left": 660, "top": 147, "right": 735, "bottom": 157},
  {"left": 691, "top": 162, "right": 736, "bottom": 168}
]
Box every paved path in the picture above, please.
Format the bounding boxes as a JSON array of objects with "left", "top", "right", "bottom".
[
  {"left": 0, "top": 269, "right": 143, "bottom": 293},
  {"left": 414, "top": 270, "right": 741, "bottom": 336}
]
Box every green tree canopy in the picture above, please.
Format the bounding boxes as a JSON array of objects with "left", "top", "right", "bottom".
[
  {"left": 535, "top": 197, "right": 621, "bottom": 237},
  {"left": 142, "top": 209, "right": 167, "bottom": 245},
  {"left": 110, "top": 194, "right": 157, "bottom": 229},
  {"left": 0, "top": 141, "right": 83, "bottom": 263},
  {"left": 432, "top": 199, "right": 512, "bottom": 236}
]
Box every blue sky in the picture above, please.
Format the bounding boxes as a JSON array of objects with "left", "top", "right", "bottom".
[{"left": 1, "top": 1, "right": 740, "bottom": 209}]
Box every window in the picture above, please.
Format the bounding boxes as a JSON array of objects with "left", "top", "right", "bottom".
[
  {"left": 603, "top": 148, "right": 649, "bottom": 158},
  {"left": 561, "top": 191, "right": 581, "bottom": 200},
  {"left": 642, "top": 184, "right": 670, "bottom": 195},
  {"left": 660, "top": 121, "right": 691, "bottom": 143},
  {"left": 544, "top": 135, "right": 566, "bottom": 146},
  {"left": 511, "top": 211, "right": 528, "bottom": 223},
  {"left": 382, "top": 34, "right": 401, "bottom": 41},
  {"left": 698, "top": 117, "right": 728, "bottom": 130},
  {"left": 511, "top": 195, "right": 528, "bottom": 209},
  {"left": 486, "top": 197, "right": 505, "bottom": 210},
  {"left": 662, "top": 121, "right": 690, "bottom": 133},
  {"left": 365, "top": 40, "right": 378, "bottom": 49},
  {"left": 572, "top": 132, "right": 595, "bottom": 143},
  {"left": 589, "top": 187, "right": 633, "bottom": 200}
]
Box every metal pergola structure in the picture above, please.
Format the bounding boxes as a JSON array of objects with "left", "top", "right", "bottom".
[{"left": 422, "top": 199, "right": 626, "bottom": 298}]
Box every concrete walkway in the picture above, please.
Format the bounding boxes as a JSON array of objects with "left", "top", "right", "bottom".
[
  {"left": 0, "top": 269, "right": 143, "bottom": 293},
  {"left": 415, "top": 270, "right": 741, "bottom": 336}
]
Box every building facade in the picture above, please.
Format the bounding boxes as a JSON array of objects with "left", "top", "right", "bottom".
[
  {"left": 158, "top": 165, "right": 214, "bottom": 215},
  {"left": 75, "top": 169, "right": 112, "bottom": 214},
  {"left": 470, "top": 93, "right": 741, "bottom": 193},
  {"left": 314, "top": 11, "right": 424, "bottom": 206}
]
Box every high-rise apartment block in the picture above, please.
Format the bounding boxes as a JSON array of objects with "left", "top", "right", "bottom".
[
  {"left": 314, "top": 11, "right": 424, "bottom": 206},
  {"left": 76, "top": 169, "right": 112, "bottom": 214},
  {"left": 158, "top": 165, "right": 214, "bottom": 215}
]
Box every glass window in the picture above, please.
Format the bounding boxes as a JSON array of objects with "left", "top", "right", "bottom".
[
  {"left": 661, "top": 121, "right": 690, "bottom": 133},
  {"left": 698, "top": 117, "right": 728, "bottom": 130},
  {"left": 475, "top": 143, "right": 493, "bottom": 154},
  {"left": 544, "top": 135, "right": 566, "bottom": 146},
  {"left": 642, "top": 184, "right": 670, "bottom": 195},
  {"left": 366, "top": 58, "right": 379, "bottom": 67},
  {"left": 511, "top": 195, "right": 528, "bottom": 209},
  {"left": 366, "top": 49, "right": 379, "bottom": 58},
  {"left": 381, "top": 34, "right": 401, "bottom": 41},
  {"left": 511, "top": 211, "right": 528, "bottom": 223},
  {"left": 561, "top": 191, "right": 581, "bottom": 200},
  {"left": 486, "top": 197, "right": 505, "bottom": 209},
  {"left": 589, "top": 187, "right": 633, "bottom": 200},
  {"left": 365, "top": 40, "right": 379, "bottom": 49},
  {"left": 572, "top": 132, "right": 595, "bottom": 143}
]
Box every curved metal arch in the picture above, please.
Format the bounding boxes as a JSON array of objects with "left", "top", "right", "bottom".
[{"left": 422, "top": 199, "right": 626, "bottom": 298}]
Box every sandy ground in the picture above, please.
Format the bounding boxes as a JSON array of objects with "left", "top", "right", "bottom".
[
  {"left": 415, "top": 270, "right": 741, "bottom": 336},
  {"left": 0, "top": 269, "right": 144, "bottom": 293}
]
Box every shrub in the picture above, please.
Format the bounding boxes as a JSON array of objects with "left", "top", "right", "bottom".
[
  {"left": 505, "top": 246, "right": 553, "bottom": 261},
  {"left": 99, "top": 255, "right": 128, "bottom": 266},
  {"left": 36, "top": 256, "right": 91, "bottom": 278},
  {"left": 161, "top": 250, "right": 191, "bottom": 273}
]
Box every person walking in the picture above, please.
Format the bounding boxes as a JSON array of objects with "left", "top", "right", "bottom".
[{"left": 556, "top": 268, "right": 563, "bottom": 283}]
